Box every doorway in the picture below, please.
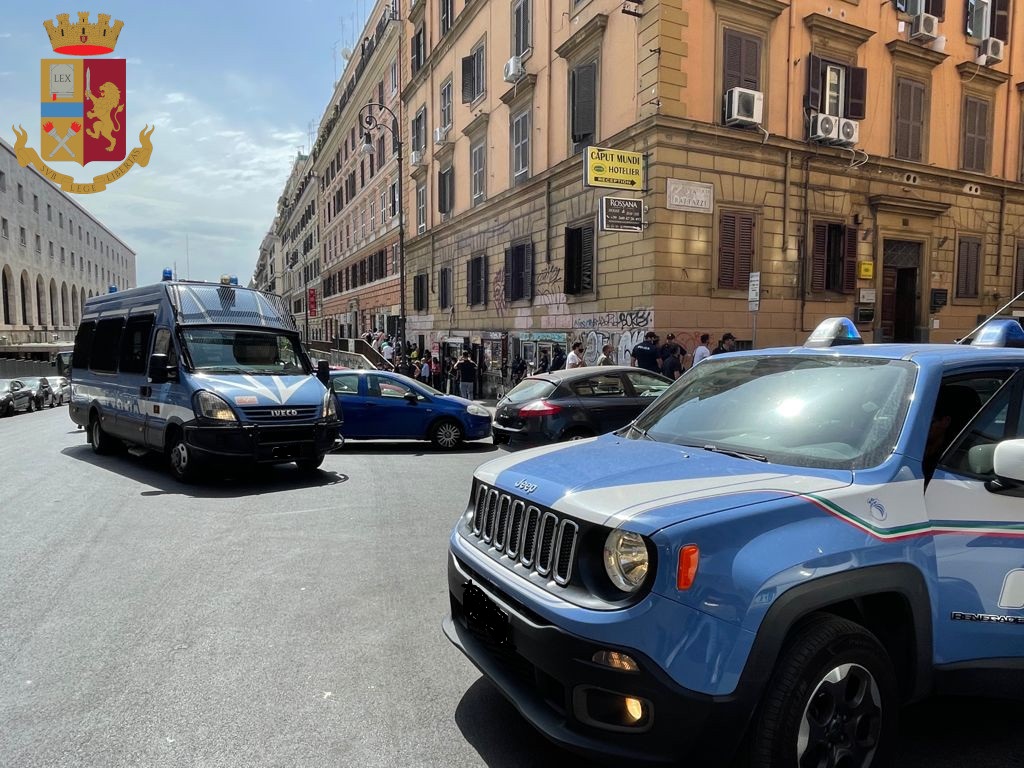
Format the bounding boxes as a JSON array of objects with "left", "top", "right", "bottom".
[{"left": 881, "top": 240, "right": 921, "bottom": 343}]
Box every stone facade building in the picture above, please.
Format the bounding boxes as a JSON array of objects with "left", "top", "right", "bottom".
[
  {"left": 276, "top": 152, "right": 322, "bottom": 343},
  {"left": 0, "top": 138, "right": 136, "bottom": 351}
]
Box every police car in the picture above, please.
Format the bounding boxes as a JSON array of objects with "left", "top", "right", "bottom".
[{"left": 443, "top": 318, "right": 1024, "bottom": 767}]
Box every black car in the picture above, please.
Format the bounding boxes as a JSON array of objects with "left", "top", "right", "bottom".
[
  {"left": 492, "top": 365, "right": 672, "bottom": 447},
  {"left": 0, "top": 379, "right": 36, "bottom": 416},
  {"left": 15, "top": 377, "right": 56, "bottom": 410}
]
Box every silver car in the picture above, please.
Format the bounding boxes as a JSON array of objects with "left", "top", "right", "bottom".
[{"left": 50, "top": 376, "right": 71, "bottom": 405}]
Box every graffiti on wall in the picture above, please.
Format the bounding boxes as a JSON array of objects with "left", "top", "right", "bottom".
[{"left": 568, "top": 308, "right": 655, "bottom": 366}]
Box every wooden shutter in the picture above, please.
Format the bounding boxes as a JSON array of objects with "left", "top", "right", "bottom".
[
  {"left": 811, "top": 222, "right": 828, "bottom": 291},
  {"left": 965, "top": 0, "right": 976, "bottom": 35},
  {"left": 461, "top": 55, "right": 476, "bottom": 103},
  {"left": 523, "top": 242, "right": 534, "bottom": 301},
  {"left": 894, "top": 79, "right": 925, "bottom": 161},
  {"left": 723, "top": 30, "right": 743, "bottom": 92},
  {"left": 957, "top": 238, "right": 980, "bottom": 298},
  {"left": 719, "top": 212, "right": 738, "bottom": 289},
  {"left": 504, "top": 248, "right": 513, "bottom": 299},
  {"left": 963, "top": 98, "right": 989, "bottom": 172},
  {"left": 482, "top": 257, "right": 488, "bottom": 305},
  {"left": 466, "top": 260, "right": 472, "bottom": 305},
  {"left": 806, "top": 54, "right": 823, "bottom": 110},
  {"left": 926, "top": 0, "right": 945, "bottom": 20},
  {"left": 564, "top": 226, "right": 581, "bottom": 294},
  {"left": 1015, "top": 241, "right": 1024, "bottom": 296},
  {"left": 908, "top": 80, "right": 925, "bottom": 161},
  {"left": 992, "top": 0, "right": 1009, "bottom": 41},
  {"left": 737, "top": 214, "right": 754, "bottom": 290},
  {"left": 842, "top": 227, "right": 858, "bottom": 293},
  {"left": 581, "top": 224, "right": 595, "bottom": 292},
  {"left": 572, "top": 63, "right": 597, "bottom": 142},
  {"left": 846, "top": 66, "right": 867, "bottom": 121}
]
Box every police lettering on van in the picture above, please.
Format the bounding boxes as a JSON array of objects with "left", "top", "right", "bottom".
[{"left": 69, "top": 276, "right": 339, "bottom": 481}]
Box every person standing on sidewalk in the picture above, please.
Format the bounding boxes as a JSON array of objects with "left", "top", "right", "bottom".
[
  {"left": 596, "top": 344, "right": 615, "bottom": 365},
  {"left": 631, "top": 331, "right": 661, "bottom": 373},
  {"left": 692, "top": 333, "right": 712, "bottom": 366},
  {"left": 566, "top": 341, "right": 585, "bottom": 369},
  {"left": 455, "top": 351, "right": 478, "bottom": 400}
]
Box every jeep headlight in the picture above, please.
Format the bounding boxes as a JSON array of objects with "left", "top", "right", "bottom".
[
  {"left": 194, "top": 390, "right": 237, "bottom": 422},
  {"left": 466, "top": 403, "right": 490, "bottom": 418},
  {"left": 603, "top": 530, "right": 649, "bottom": 592},
  {"left": 322, "top": 387, "right": 338, "bottom": 419}
]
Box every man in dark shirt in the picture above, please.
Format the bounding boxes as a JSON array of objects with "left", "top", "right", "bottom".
[
  {"left": 631, "top": 331, "right": 661, "bottom": 373},
  {"left": 455, "top": 351, "right": 478, "bottom": 400},
  {"left": 712, "top": 332, "right": 736, "bottom": 356},
  {"left": 550, "top": 346, "right": 567, "bottom": 371},
  {"left": 659, "top": 333, "right": 684, "bottom": 372},
  {"left": 661, "top": 346, "right": 683, "bottom": 380}
]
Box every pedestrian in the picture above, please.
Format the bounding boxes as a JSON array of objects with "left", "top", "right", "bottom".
[
  {"left": 712, "top": 332, "right": 737, "bottom": 356},
  {"left": 566, "top": 341, "right": 585, "bottom": 369},
  {"left": 631, "top": 331, "right": 661, "bottom": 373},
  {"left": 596, "top": 344, "right": 615, "bottom": 365},
  {"left": 512, "top": 355, "right": 527, "bottom": 385},
  {"left": 381, "top": 340, "right": 394, "bottom": 366},
  {"left": 536, "top": 350, "right": 550, "bottom": 374},
  {"left": 431, "top": 356, "right": 442, "bottom": 389},
  {"left": 661, "top": 345, "right": 683, "bottom": 380},
  {"left": 419, "top": 356, "right": 431, "bottom": 384},
  {"left": 659, "top": 333, "right": 684, "bottom": 373},
  {"left": 455, "top": 351, "right": 478, "bottom": 400},
  {"left": 550, "top": 346, "right": 567, "bottom": 371},
  {"left": 692, "top": 333, "right": 712, "bottom": 366}
]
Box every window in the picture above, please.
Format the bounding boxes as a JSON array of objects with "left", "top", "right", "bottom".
[
  {"left": 718, "top": 211, "right": 755, "bottom": 290},
  {"left": 935, "top": 374, "right": 1012, "bottom": 478},
  {"left": 722, "top": 29, "right": 761, "bottom": 96},
  {"left": 411, "top": 25, "right": 426, "bottom": 75},
  {"left": 439, "top": 266, "right": 453, "bottom": 309},
  {"left": 811, "top": 221, "right": 857, "bottom": 293},
  {"left": 956, "top": 236, "right": 982, "bottom": 298},
  {"left": 90, "top": 317, "right": 124, "bottom": 372},
  {"left": 894, "top": 78, "right": 926, "bottom": 162},
  {"left": 895, "top": 0, "right": 946, "bottom": 16},
  {"left": 504, "top": 241, "right": 533, "bottom": 301},
  {"left": 564, "top": 223, "right": 594, "bottom": 295},
  {"left": 572, "top": 373, "right": 626, "bottom": 398},
  {"left": 440, "top": 77, "right": 453, "bottom": 130},
  {"left": 467, "top": 255, "right": 487, "bottom": 306},
  {"left": 72, "top": 321, "right": 95, "bottom": 369},
  {"left": 806, "top": 56, "right": 867, "bottom": 119},
  {"left": 512, "top": 0, "right": 531, "bottom": 57},
  {"left": 59, "top": 212, "right": 63, "bottom": 227},
  {"left": 414, "top": 273, "right": 429, "bottom": 310},
  {"left": 1, "top": 218, "right": 7, "bottom": 238},
  {"left": 470, "top": 139, "right": 486, "bottom": 205},
  {"left": 438, "top": 165, "right": 454, "bottom": 215},
  {"left": 35, "top": 234, "right": 41, "bottom": 253},
  {"left": 416, "top": 181, "right": 427, "bottom": 233},
  {"left": 625, "top": 371, "right": 673, "bottom": 398},
  {"left": 49, "top": 241, "right": 53, "bottom": 258},
  {"left": 368, "top": 373, "right": 416, "bottom": 399},
  {"left": 1016, "top": 240, "right": 1024, "bottom": 296},
  {"left": 411, "top": 107, "right": 427, "bottom": 152},
  {"left": 511, "top": 108, "right": 530, "bottom": 182},
  {"left": 570, "top": 61, "right": 597, "bottom": 151},
  {"left": 33, "top": 194, "right": 38, "bottom": 213},
  {"left": 390, "top": 58, "right": 399, "bottom": 94},
  {"left": 966, "top": 0, "right": 1008, "bottom": 41},
  {"left": 961, "top": 96, "right": 990, "bottom": 173},
  {"left": 461, "top": 43, "right": 486, "bottom": 103},
  {"left": 17, "top": 183, "right": 24, "bottom": 203},
  {"left": 331, "top": 373, "right": 360, "bottom": 395},
  {"left": 0, "top": 170, "right": 5, "bottom": 191},
  {"left": 440, "top": 0, "right": 453, "bottom": 35},
  {"left": 19, "top": 226, "right": 26, "bottom": 246},
  {"left": 118, "top": 315, "right": 155, "bottom": 374},
  {"left": 47, "top": 204, "right": 52, "bottom": 221}
]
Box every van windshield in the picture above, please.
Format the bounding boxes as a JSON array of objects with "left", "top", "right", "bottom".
[{"left": 181, "top": 329, "right": 308, "bottom": 375}]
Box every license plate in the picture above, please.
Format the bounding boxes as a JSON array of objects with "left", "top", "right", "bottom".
[{"left": 463, "top": 582, "right": 511, "bottom": 647}]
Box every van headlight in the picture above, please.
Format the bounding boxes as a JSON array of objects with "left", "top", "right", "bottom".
[
  {"left": 194, "top": 390, "right": 237, "bottom": 422},
  {"left": 603, "top": 530, "right": 649, "bottom": 592},
  {"left": 467, "top": 403, "right": 490, "bottom": 418},
  {"left": 322, "top": 388, "right": 337, "bottom": 419}
]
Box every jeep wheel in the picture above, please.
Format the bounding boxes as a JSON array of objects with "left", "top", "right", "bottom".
[
  {"left": 167, "top": 433, "right": 198, "bottom": 482},
  {"left": 748, "top": 615, "right": 897, "bottom": 768},
  {"left": 430, "top": 419, "right": 463, "bottom": 450},
  {"left": 295, "top": 454, "right": 326, "bottom": 473}
]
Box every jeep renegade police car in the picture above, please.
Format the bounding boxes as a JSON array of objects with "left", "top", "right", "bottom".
[{"left": 444, "top": 319, "right": 1024, "bottom": 767}]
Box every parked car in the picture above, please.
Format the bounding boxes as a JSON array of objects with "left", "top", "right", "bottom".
[
  {"left": 50, "top": 376, "right": 71, "bottom": 405},
  {"left": 491, "top": 365, "right": 672, "bottom": 447},
  {"left": 329, "top": 369, "right": 491, "bottom": 449},
  {"left": 14, "top": 377, "right": 55, "bottom": 410},
  {"left": 0, "top": 379, "right": 35, "bottom": 416}
]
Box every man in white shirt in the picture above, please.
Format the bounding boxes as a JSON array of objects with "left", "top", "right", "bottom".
[
  {"left": 692, "top": 333, "right": 711, "bottom": 365},
  {"left": 566, "top": 341, "right": 585, "bottom": 368},
  {"left": 381, "top": 342, "right": 395, "bottom": 364}
]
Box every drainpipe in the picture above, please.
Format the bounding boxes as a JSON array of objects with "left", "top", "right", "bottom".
[
  {"left": 783, "top": 148, "right": 792, "bottom": 321},
  {"left": 800, "top": 153, "right": 813, "bottom": 333},
  {"left": 997, "top": 185, "right": 1007, "bottom": 279}
]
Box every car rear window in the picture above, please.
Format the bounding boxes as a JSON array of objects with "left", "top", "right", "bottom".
[
  {"left": 572, "top": 374, "right": 626, "bottom": 397},
  {"left": 505, "top": 378, "right": 556, "bottom": 403}
]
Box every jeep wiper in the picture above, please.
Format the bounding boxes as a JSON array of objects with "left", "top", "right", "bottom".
[
  {"left": 694, "top": 443, "right": 768, "bottom": 462},
  {"left": 621, "top": 423, "right": 654, "bottom": 441}
]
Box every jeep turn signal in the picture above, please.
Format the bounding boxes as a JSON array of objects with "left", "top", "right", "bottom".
[{"left": 677, "top": 544, "right": 700, "bottom": 590}]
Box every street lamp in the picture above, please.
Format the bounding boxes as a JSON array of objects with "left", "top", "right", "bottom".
[{"left": 359, "top": 101, "right": 406, "bottom": 360}]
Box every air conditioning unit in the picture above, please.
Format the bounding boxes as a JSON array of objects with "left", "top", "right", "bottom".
[
  {"left": 723, "top": 87, "right": 764, "bottom": 127},
  {"left": 836, "top": 118, "right": 860, "bottom": 146},
  {"left": 409, "top": 149, "right": 425, "bottom": 166},
  {"left": 909, "top": 13, "right": 939, "bottom": 42},
  {"left": 980, "top": 37, "right": 1004, "bottom": 64},
  {"left": 503, "top": 55, "right": 525, "bottom": 83},
  {"left": 433, "top": 126, "right": 450, "bottom": 145},
  {"left": 809, "top": 113, "right": 839, "bottom": 143}
]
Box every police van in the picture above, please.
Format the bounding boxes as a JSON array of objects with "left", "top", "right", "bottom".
[
  {"left": 444, "top": 318, "right": 1024, "bottom": 767},
  {"left": 69, "top": 275, "right": 339, "bottom": 480}
]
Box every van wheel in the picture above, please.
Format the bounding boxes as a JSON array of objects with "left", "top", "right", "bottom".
[
  {"left": 296, "top": 454, "right": 325, "bottom": 472},
  {"left": 167, "top": 433, "right": 197, "bottom": 482},
  {"left": 431, "top": 419, "right": 463, "bottom": 450},
  {"left": 89, "top": 415, "right": 117, "bottom": 455},
  {"left": 747, "top": 615, "right": 897, "bottom": 768}
]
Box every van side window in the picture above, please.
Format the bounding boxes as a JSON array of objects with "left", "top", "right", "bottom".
[
  {"left": 119, "top": 315, "right": 155, "bottom": 374},
  {"left": 72, "top": 321, "right": 95, "bottom": 370},
  {"left": 90, "top": 318, "right": 124, "bottom": 373},
  {"left": 152, "top": 328, "right": 179, "bottom": 369}
]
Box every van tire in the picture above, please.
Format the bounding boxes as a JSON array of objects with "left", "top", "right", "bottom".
[
  {"left": 167, "top": 432, "right": 198, "bottom": 482},
  {"left": 89, "top": 414, "right": 118, "bottom": 455},
  {"left": 296, "top": 454, "right": 325, "bottom": 472}
]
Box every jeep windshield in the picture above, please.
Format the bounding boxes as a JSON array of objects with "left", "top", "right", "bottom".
[
  {"left": 181, "top": 328, "right": 309, "bottom": 376},
  {"left": 629, "top": 355, "right": 916, "bottom": 470}
]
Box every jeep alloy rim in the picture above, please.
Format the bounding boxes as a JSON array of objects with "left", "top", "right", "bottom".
[
  {"left": 437, "top": 424, "right": 459, "bottom": 448},
  {"left": 797, "top": 663, "right": 881, "bottom": 768}
]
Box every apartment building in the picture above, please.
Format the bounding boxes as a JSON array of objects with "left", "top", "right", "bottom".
[
  {"left": 276, "top": 152, "right": 322, "bottom": 343},
  {"left": 0, "top": 138, "right": 136, "bottom": 349},
  {"left": 316, "top": 0, "right": 404, "bottom": 344},
  {"left": 399, "top": 0, "right": 1024, "bottom": 380},
  {"left": 252, "top": 222, "right": 282, "bottom": 294}
]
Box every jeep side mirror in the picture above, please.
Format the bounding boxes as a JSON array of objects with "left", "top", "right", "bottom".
[
  {"left": 317, "top": 359, "right": 330, "bottom": 386},
  {"left": 148, "top": 353, "right": 169, "bottom": 384},
  {"left": 992, "top": 439, "right": 1024, "bottom": 486}
]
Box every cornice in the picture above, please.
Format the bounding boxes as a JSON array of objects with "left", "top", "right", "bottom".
[
  {"left": 886, "top": 39, "right": 948, "bottom": 69},
  {"left": 462, "top": 110, "right": 490, "bottom": 138},
  {"left": 956, "top": 60, "right": 1011, "bottom": 88},
  {"left": 710, "top": 0, "right": 788, "bottom": 21},
  {"left": 500, "top": 74, "right": 537, "bottom": 107},
  {"left": 555, "top": 14, "right": 609, "bottom": 60},
  {"left": 803, "top": 13, "right": 876, "bottom": 46},
  {"left": 868, "top": 195, "right": 950, "bottom": 218}
]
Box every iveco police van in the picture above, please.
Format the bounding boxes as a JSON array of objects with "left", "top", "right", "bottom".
[
  {"left": 445, "top": 318, "right": 1024, "bottom": 768},
  {"left": 69, "top": 276, "right": 339, "bottom": 480}
]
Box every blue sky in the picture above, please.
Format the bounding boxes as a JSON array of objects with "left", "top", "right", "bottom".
[{"left": 0, "top": 2, "right": 376, "bottom": 285}]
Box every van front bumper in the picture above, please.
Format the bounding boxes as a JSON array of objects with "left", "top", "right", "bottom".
[{"left": 184, "top": 420, "right": 339, "bottom": 462}]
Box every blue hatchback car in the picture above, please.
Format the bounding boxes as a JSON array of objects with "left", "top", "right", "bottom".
[{"left": 329, "top": 369, "right": 492, "bottom": 449}]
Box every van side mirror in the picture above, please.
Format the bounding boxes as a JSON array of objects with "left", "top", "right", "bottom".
[
  {"left": 317, "top": 359, "right": 330, "bottom": 386},
  {"left": 148, "top": 353, "right": 169, "bottom": 384}
]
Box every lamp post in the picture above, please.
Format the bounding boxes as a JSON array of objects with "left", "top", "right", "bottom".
[{"left": 359, "top": 101, "right": 406, "bottom": 360}]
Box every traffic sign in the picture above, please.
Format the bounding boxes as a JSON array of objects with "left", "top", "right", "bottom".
[
  {"left": 600, "top": 196, "right": 645, "bottom": 232},
  {"left": 748, "top": 271, "right": 760, "bottom": 313},
  {"left": 584, "top": 146, "right": 644, "bottom": 190}
]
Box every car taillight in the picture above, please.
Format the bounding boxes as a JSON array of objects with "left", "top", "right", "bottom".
[{"left": 519, "top": 399, "right": 562, "bottom": 417}]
